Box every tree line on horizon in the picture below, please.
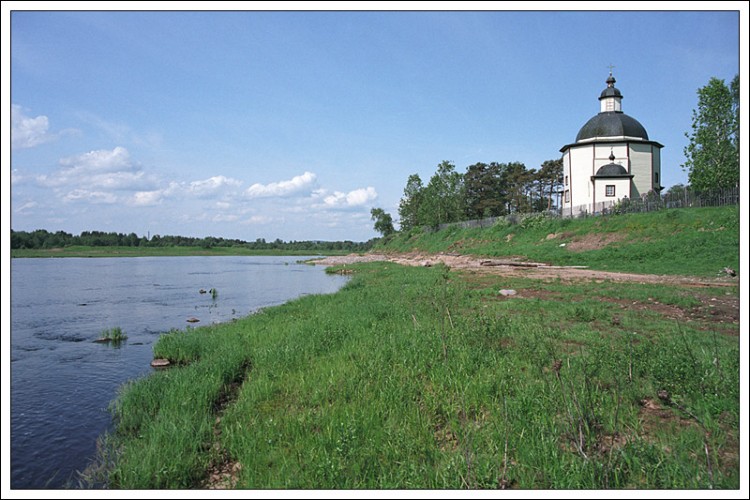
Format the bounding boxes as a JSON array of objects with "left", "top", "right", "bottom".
[{"left": 10, "top": 229, "right": 374, "bottom": 252}]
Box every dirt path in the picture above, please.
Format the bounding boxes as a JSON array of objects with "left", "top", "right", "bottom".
[{"left": 311, "top": 252, "right": 739, "bottom": 288}]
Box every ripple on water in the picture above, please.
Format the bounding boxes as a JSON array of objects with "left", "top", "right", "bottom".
[
  {"left": 11, "top": 255, "right": 348, "bottom": 488},
  {"left": 34, "top": 331, "right": 89, "bottom": 343}
]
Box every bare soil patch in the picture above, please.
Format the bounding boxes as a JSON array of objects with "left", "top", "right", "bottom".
[
  {"left": 565, "top": 232, "right": 627, "bottom": 252},
  {"left": 312, "top": 253, "right": 739, "bottom": 334},
  {"left": 311, "top": 252, "right": 738, "bottom": 288}
]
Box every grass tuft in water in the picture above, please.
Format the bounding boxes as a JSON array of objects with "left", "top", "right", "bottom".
[{"left": 96, "top": 327, "right": 127, "bottom": 344}]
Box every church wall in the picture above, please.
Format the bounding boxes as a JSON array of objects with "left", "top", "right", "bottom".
[
  {"left": 592, "top": 178, "right": 631, "bottom": 211},
  {"left": 629, "top": 143, "right": 655, "bottom": 198},
  {"left": 600, "top": 97, "right": 622, "bottom": 112},
  {"left": 594, "top": 143, "right": 628, "bottom": 174},
  {"left": 567, "top": 146, "right": 594, "bottom": 210},
  {"left": 594, "top": 143, "right": 628, "bottom": 161},
  {"left": 562, "top": 150, "right": 571, "bottom": 208}
]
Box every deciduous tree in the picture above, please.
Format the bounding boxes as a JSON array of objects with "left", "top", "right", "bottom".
[
  {"left": 398, "top": 174, "right": 424, "bottom": 231},
  {"left": 682, "top": 75, "right": 739, "bottom": 191},
  {"left": 418, "top": 161, "right": 465, "bottom": 228},
  {"left": 370, "top": 207, "right": 395, "bottom": 237}
]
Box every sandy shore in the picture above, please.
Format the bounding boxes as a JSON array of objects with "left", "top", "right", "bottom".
[{"left": 310, "top": 252, "right": 738, "bottom": 288}]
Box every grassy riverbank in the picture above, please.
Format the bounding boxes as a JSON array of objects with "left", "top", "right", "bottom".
[
  {"left": 91, "top": 260, "right": 740, "bottom": 489},
  {"left": 376, "top": 206, "right": 740, "bottom": 277},
  {"left": 11, "top": 246, "right": 354, "bottom": 258}
]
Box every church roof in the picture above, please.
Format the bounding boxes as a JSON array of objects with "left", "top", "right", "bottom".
[
  {"left": 575, "top": 111, "right": 650, "bottom": 142},
  {"left": 599, "top": 74, "right": 622, "bottom": 99},
  {"left": 560, "top": 73, "right": 664, "bottom": 153},
  {"left": 592, "top": 153, "right": 634, "bottom": 178},
  {"left": 594, "top": 162, "right": 631, "bottom": 178}
]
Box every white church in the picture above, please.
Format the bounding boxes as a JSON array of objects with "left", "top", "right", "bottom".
[{"left": 560, "top": 72, "right": 663, "bottom": 216}]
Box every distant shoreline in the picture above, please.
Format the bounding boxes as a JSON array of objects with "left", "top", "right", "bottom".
[{"left": 10, "top": 246, "right": 357, "bottom": 259}]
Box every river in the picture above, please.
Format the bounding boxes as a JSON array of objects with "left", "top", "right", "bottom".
[{"left": 9, "top": 255, "right": 347, "bottom": 489}]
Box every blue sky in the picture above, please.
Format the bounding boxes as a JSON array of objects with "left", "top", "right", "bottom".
[{"left": 4, "top": 4, "right": 745, "bottom": 242}]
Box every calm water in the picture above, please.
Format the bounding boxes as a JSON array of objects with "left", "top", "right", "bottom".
[{"left": 10, "top": 256, "right": 347, "bottom": 489}]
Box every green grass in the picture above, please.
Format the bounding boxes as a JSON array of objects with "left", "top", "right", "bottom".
[
  {"left": 11, "top": 245, "right": 355, "bottom": 258},
  {"left": 92, "top": 262, "right": 740, "bottom": 489},
  {"left": 97, "top": 327, "right": 128, "bottom": 344},
  {"left": 377, "top": 206, "right": 740, "bottom": 277}
]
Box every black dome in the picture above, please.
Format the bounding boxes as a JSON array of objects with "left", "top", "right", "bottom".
[
  {"left": 594, "top": 162, "right": 630, "bottom": 177},
  {"left": 600, "top": 86, "right": 622, "bottom": 99},
  {"left": 576, "top": 112, "right": 649, "bottom": 142},
  {"left": 599, "top": 74, "right": 622, "bottom": 99}
]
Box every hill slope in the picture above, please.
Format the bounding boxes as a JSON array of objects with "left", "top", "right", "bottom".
[{"left": 376, "top": 206, "right": 740, "bottom": 277}]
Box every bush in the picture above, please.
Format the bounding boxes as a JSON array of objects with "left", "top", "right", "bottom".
[{"left": 519, "top": 213, "right": 553, "bottom": 230}]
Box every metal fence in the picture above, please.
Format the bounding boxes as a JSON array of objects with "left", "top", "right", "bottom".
[
  {"left": 434, "top": 186, "right": 739, "bottom": 232},
  {"left": 565, "top": 186, "right": 740, "bottom": 218}
]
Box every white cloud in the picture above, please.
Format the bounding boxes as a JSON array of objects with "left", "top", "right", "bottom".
[
  {"left": 11, "top": 105, "right": 52, "bottom": 149},
  {"left": 30, "top": 146, "right": 247, "bottom": 210},
  {"left": 11, "top": 169, "right": 28, "bottom": 185},
  {"left": 93, "top": 171, "right": 149, "bottom": 189},
  {"left": 212, "top": 214, "right": 240, "bottom": 223},
  {"left": 59, "top": 146, "right": 133, "bottom": 173},
  {"left": 245, "top": 171, "right": 317, "bottom": 198},
  {"left": 279, "top": 205, "right": 309, "bottom": 214},
  {"left": 13, "top": 201, "right": 38, "bottom": 214},
  {"left": 188, "top": 175, "right": 243, "bottom": 197},
  {"left": 322, "top": 192, "right": 347, "bottom": 206},
  {"left": 345, "top": 187, "right": 378, "bottom": 206},
  {"left": 24, "top": 146, "right": 173, "bottom": 206},
  {"left": 322, "top": 186, "right": 378, "bottom": 208},
  {"left": 241, "top": 215, "right": 275, "bottom": 225},
  {"left": 130, "top": 190, "right": 164, "bottom": 206},
  {"left": 63, "top": 189, "right": 117, "bottom": 204},
  {"left": 36, "top": 146, "right": 159, "bottom": 195},
  {"left": 127, "top": 182, "right": 182, "bottom": 207}
]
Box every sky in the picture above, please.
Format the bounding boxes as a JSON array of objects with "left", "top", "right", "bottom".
[{"left": 3, "top": 2, "right": 746, "bottom": 243}]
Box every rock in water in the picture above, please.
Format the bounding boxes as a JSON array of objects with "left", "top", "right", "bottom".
[{"left": 151, "top": 358, "right": 170, "bottom": 368}]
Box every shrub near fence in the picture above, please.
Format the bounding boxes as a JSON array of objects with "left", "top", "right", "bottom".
[{"left": 434, "top": 186, "right": 739, "bottom": 231}]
